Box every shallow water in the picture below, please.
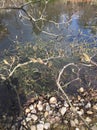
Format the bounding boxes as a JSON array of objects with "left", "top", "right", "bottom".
[{"left": 0, "top": 1, "right": 97, "bottom": 128}]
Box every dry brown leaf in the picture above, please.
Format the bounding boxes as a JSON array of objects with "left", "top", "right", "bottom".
[
  {"left": 82, "top": 53, "right": 91, "bottom": 62},
  {"left": 47, "top": 61, "right": 52, "bottom": 67}
]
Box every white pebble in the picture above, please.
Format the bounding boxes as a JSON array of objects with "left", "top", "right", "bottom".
[
  {"left": 77, "top": 109, "right": 84, "bottom": 116},
  {"left": 93, "top": 104, "right": 97, "bottom": 110},
  {"left": 64, "top": 101, "right": 69, "bottom": 107},
  {"left": 75, "top": 128, "right": 80, "bottom": 130},
  {"left": 86, "top": 111, "right": 93, "bottom": 115},
  {"left": 46, "top": 104, "right": 50, "bottom": 111},
  {"left": 30, "top": 125, "right": 36, "bottom": 130},
  {"left": 25, "top": 108, "right": 30, "bottom": 114},
  {"left": 74, "top": 118, "right": 79, "bottom": 125},
  {"left": 37, "top": 104, "right": 43, "bottom": 111},
  {"left": 27, "top": 113, "right": 31, "bottom": 117},
  {"left": 31, "top": 114, "right": 38, "bottom": 121},
  {"left": 26, "top": 117, "right": 31, "bottom": 122},
  {"left": 44, "top": 123, "right": 50, "bottom": 130},
  {"left": 37, "top": 124, "right": 44, "bottom": 130},
  {"left": 85, "top": 102, "right": 91, "bottom": 109},
  {"left": 49, "top": 97, "right": 57, "bottom": 104},
  {"left": 60, "top": 107, "right": 67, "bottom": 116},
  {"left": 85, "top": 117, "right": 92, "bottom": 123},
  {"left": 79, "top": 87, "right": 84, "bottom": 93},
  {"left": 31, "top": 108, "right": 37, "bottom": 114},
  {"left": 29, "top": 105, "right": 34, "bottom": 110},
  {"left": 70, "top": 120, "right": 76, "bottom": 127}
]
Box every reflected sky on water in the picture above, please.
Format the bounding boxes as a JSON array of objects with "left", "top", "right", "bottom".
[{"left": 0, "top": 0, "right": 97, "bottom": 51}]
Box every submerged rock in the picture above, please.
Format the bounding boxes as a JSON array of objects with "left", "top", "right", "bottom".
[
  {"left": 60, "top": 107, "right": 67, "bottom": 116},
  {"left": 49, "top": 97, "right": 57, "bottom": 104},
  {"left": 30, "top": 125, "right": 36, "bottom": 130},
  {"left": 44, "top": 122, "right": 50, "bottom": 130},
  {"left": 37, "top": 124, "right": 44, "bottom": 130}
]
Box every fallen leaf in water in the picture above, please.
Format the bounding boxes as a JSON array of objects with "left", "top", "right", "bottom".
[
  {"left": 82, "top": 53, "right": 91, "bottom": 62},
  {"left": 3, "top": 59, "right": 10, "bottom": 65}
]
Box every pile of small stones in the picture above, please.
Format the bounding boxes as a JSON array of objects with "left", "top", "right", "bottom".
[{"left": 15, "top": 88, "right": 97, "bottom": 130}]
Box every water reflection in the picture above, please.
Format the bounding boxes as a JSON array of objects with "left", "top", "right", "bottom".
[{"left": 0, "top": 0, "right": 97, "bottom": 51}]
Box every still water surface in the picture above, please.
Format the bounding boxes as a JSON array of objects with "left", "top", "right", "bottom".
[
  {"left": 0, "top": 0, "right": 97, "bottom": 52},
  {"left": 0, "top": 0, "right": 97, "bottom": 123}
]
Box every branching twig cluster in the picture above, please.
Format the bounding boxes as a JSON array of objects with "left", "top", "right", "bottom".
[
  {"left": 0, "top": 1, "right": 97, "bottom": 129},
  {"left": 56, "top": 53, "right": 97, "bottom": 129}
]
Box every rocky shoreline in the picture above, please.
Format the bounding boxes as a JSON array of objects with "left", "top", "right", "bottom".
[{"left": 10, "top": 87, "right": 97, "bottom": 130}]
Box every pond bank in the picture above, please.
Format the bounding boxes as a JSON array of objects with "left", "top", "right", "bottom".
[{"left": 63, "top": 0, "right": 97, "bottom": 5}]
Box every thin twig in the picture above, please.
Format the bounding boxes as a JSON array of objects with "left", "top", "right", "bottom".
[
  {"left": 56, "top": 63, "right": 91, "bottom": 129},
  {"left": 7, "top": 56, "right": 63, "bottom": 79}
]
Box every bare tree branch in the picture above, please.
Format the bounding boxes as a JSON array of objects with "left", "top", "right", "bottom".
[{"left": 56, "top": 63, "right": 91, "bottom": 129}]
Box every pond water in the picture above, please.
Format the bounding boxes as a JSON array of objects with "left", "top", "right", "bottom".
[
  {"left": 0, "top": 1, "right": 97, "bottom": 128},
  {"left": 0, "top": 0, "right": 97, "bottom": 52}
]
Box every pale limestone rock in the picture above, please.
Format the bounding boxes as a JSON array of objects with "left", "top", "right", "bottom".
[
  {"left": 86, "top": 110, "right": 93, "bottom": 115},
  {"left": 74, "top": 118, "right": 79, "bottom": 125},
  {"left": 91, "top": 125, "right": 97, "bottom": 130},
  {"left": 44, "top": 123, "right": 50, "bottom": 130},
  {"left": 44, "top": 111, "right": 49, "bottom": 118},
  {"left": 31, "top": 108, "right": 37, "bottom": 114},
  {"left": 85, "top": 117, "right": 92, "bottom": 123},
  {"left": 85, "top": 102, "right": 91, "bottom": 109},
  {"left": 29, "top": 104, "right": 34, "bottom": 110},
  {"left": 37, "top": 101, "right": 43, "bottom": 111},
  {"left": 70, "top": 120, "right": 76, "bottom": 127},
  {"left": 77, "top": 109, "right": 84, "bottom": 116},
  {"left": 60, "top": 107, "right": 67, "bottom": 116},
  {"left": 75, "top": 128, "right": 80, "bottom": 130},
  {"left": 37, "top": 124, "right": 44, "bottom": 130},
  {"left": 93, "top": 104, "right": 97, "bottom": 110},
  {"left": 46, "top": 104, "right": 50, "bottom": 111},
  {"left": 25, "top": 108, "right": 30, "bottom": 114},
  {"left": 49, "top": 97, "right": 57, "bottom": 104},
  {"left": 79, "top": 87, "right": 84, "bottom": 93},
  {"left": 30, "top": 125, "right": 36, "bottom": 130},
  {"left": 31, "top": 114, "right": 38, "bottom": 121},
  {"left": 26, "top": 117, "right": 31, "bottom": 122}
]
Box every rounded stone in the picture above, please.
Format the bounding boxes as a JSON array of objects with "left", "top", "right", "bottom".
[
  {"left": 49, "top": 97, "right": 57, "bottom": 104},
  {"left": 79, "top": 87, "right": 84, "bottom": 93},
  {"left": 46, "top": 104, "right": 50, "bottom": 111},
  {"left": 44, "top": 111, "right": 49, "bottom": 118},
  {"left": 86, "top": 111, "right": 93, "bottom": 115},
  {"left": 93, "top": 105, "right": 97, "bottom": 110},
  {"left": 37, "top": 124, "right": 44, "bottom": 130},
  {"left": 30, "top": 125, "right": 36, "bottom": 130},
  {"left": 85, "top": 102, "right": 91, "bottom": 109},
  {"left": 60, "top": 107, "right": 67, "bottom": 116},
  {"left": 31, "top": 114, "right": 38, "bottom": 121},
  {"left": 26, "top": 117, "right": 31, "bottom": 122},
  {"left": 29, "top": 105, "right": 34, "bottom": 110},
  {"left": 85, "top": 117, "right": 92, "bottom": 123},
  {"left": 25, "top": 108, "right": 30, "bottom": 114},
  {"left": 44, "top": 123, "right": 50, "bottom": 130},
  {"left": 70, "top": 120, "right": 76, "bottom": 127}
]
